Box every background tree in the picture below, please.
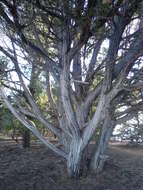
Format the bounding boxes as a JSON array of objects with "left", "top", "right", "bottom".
[
  {"left": 116, "top": 113, "right": 143, "bottom": 144},
  {"left": 0, "top": 0, "right": 143, "bottom": 178},
  {"left": 0, "top": 55, "right": 30, "bottom": 147}
]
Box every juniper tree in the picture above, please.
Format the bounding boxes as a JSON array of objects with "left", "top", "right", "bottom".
[{"left": 0, "top": 0, "right": 143, "bottom": 177}]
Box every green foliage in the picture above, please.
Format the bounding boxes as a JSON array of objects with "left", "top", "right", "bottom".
[
  {"left": 0, "top": 101, "right": 28, "bottom": 138},
  {"left": 0, "top": 104, "right": 19, "bottom": 135},
  {"left": 117, "top": 116, "right": 143, "bottom": 144}
]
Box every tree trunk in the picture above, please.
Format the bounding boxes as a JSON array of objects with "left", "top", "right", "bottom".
[
  {"left": 90, "top": 114, "right": 114, "bottom": 174},
  {"left": 22, "top": 129, "right": 30, "bottom": 148},
  {"left": 67, "top": 138, "right": 88, "bottom": 178}
]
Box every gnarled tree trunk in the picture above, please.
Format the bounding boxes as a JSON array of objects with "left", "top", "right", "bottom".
[
  {"left": 90, "top": 112, "right": 114, "bottom": 174},
  {"left": 67, "top": 138, "right": 88, "bottom": 178},
  {"left": 0, "top": 0, "right": 143, "bottom": 180}
]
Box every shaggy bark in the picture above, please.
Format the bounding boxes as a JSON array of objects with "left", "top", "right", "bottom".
[
  {"left": 67, "top": 138, "right": 89, "bottom": 178},
  {"left": 90, "top": 112, "right": 115, "bottom": 174},
  {"left": 0, "top": 0, "right": 143, "bottom": 179}
]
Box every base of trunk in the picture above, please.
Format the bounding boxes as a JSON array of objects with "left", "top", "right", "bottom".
[
  {"left": 90, "top": 154, "right": 108, "bottom": 174},
  {"left": 67, "top": 140, "right": 88, "bottom": 178}
]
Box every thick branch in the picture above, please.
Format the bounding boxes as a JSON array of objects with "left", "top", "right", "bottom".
[
  {"left": 0, "top": 87, "right": 67, "bottom": 159},
  {"left": 0, "top": 43, "right": 60, "bottom": 136}
]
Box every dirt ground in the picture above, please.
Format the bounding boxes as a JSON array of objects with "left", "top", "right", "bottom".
[{"left": 0, "top": 139, "right": 143, "bottom": 190}]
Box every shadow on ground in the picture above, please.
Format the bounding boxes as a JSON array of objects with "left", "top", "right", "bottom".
[{"left": 0, "top": 139, "right": 143, "bottom": 190}]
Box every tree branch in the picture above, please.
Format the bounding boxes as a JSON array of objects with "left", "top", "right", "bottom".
[{"left": 0, "top": 87, "right": 67, "bottom": 159}]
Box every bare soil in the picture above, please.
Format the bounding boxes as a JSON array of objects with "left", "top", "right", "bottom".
[{"left": 0, "top": 139, "right": 143, "bottom": 190}]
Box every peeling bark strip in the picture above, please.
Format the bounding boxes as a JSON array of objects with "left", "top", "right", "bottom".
[
  {"left": 67, "top": 138, "right": 82, "bottom": 177},
  {"left": 0, "top": 0, "right": 143, "bottom": 178}
]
